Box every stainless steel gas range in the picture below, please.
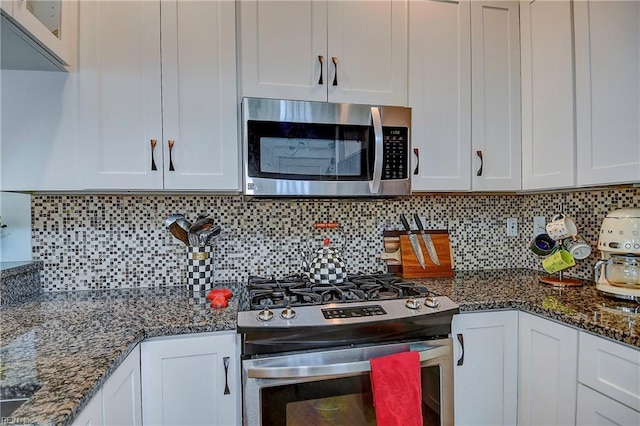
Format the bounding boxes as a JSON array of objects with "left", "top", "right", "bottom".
[{"left": 236, "top": 273, "right": 459, "bottom": 426}]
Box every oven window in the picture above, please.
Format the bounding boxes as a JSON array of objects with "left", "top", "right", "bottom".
[
  {"left": 260, "top": 366, "right": 442, "bottom": 425},
  {"left": 246, "top": 120, "right": 373, "bottom": 181}
]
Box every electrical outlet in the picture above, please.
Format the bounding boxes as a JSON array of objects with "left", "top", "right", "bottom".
[
  {"left": 507, "top": 218, "right": 518, "bottom": 237},
  {"left": 533, "top": 216, "right": 546, "bottom": 237}
]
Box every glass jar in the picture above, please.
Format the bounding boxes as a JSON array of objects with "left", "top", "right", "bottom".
[{"left": 602, "top": 254, "right": 640, "bottom": 288}]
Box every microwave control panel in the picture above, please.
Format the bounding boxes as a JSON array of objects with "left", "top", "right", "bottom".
[{"left": 382, "top": 127, "right": 409, "bottom": 180}]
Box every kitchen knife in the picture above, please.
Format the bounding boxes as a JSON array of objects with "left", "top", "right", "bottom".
[
  {"left": 414, "top": 214, "right": 441, "bottom": 266},
  {"left": 400, "top": 214, "right": 426, "bottom": 269}
]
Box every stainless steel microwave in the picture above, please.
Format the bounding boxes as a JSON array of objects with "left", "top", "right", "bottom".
[{"left": 242, "top": 97, "right": 411, "bottom": 197}]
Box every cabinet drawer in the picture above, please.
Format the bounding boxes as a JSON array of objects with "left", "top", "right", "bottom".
[
  {"left": 576, "top": 384, "right": 640, "bottom": 425},
  {"left": 578, "top": 332, "right": 640, "bottom": 411}
]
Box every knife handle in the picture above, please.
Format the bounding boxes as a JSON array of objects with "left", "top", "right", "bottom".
[
  {"left": 413, "top": 214, "right": 425, "bottom": 232},
  {"left": 399, "top": 214, "right": 412, "bottom": 232}
]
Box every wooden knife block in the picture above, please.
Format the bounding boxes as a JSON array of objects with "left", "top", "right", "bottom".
[{"left": 383, "top": 230, "right": 454, "bottom": 278}]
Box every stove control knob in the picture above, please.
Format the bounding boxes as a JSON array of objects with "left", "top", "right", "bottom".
[
  {"left": 257, "top": 307, "right": 274, "bottom": 322},
  {"left": 405, "top": 297, "right": 422, "bottom": 310},
  {"left": 280, "top": 305, "right": 297, "bottom": 320},
  {"left": 425, "top": 296, "right": 440, "bottom": 309}
]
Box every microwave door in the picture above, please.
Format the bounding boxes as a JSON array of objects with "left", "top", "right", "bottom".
[{"left": 369, "top": 107, "right": 383, "bottom": 194}]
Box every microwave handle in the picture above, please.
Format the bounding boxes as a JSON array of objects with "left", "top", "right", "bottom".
[
  {"left": 246, "top": 345, "right": 449, "bottom": 379},
  {"left": 370, "top": 106, "right": 383, "bottom": 194}
]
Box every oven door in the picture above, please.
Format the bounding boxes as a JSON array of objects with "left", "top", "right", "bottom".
[{"left": 241, "top": 339, "right": 453, "bottom": 426}]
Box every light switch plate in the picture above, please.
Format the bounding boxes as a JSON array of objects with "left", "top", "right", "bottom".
[
  {"left": 507, "top": 218, "right": 518, "bottom": 237},
  {"left": 533, "top": 216, "right": 546, "bottom": 237}
]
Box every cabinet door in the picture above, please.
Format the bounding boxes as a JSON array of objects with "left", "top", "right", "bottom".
[
  {"left": 471, "top": 1, "right": 521, "bottom": 191},
  {"left": 327, "top": 0, "right": 407, "bottom": 106},
  {"left": 452, "top": 311, "right": 518, "bottom": 426},
  {"left": 408, "top": 0, "right": 471, "bottom": 191},
  {"left": 578, "top": 331, "right": 640, "bottom": 412},
  {"left": 518, "top": 312, "right": 578, "bottom": 426},
  {"left": 161, "top": 0, "right": 239, "bottom": 191},
  {"left": 574, "top": 0, "right": 640, "bottom": 186},
  {"left": 576, "top": 384, "right": 640, "bottom": 426},
  {"left": 7, "top": 0, "right": 75, "bottom": 69},
  {"left": 78, "top": 0, "right": 163, "bottom": 190},
  {"left": 102, "top": 345, "right": 142, "bottom": 426},
  {"left": 0, "top": 70, "right": 80, "bottom": 190},
  {"left": 141, "top": 331, "right": 239, "bottom": 426},
  {"left": 239, "top": 0, "right": 327, "bottom": 102},
  {"left": 520, "top": 0, "right": 575, "bottom": 190},
  {"left": 71, "top": 391, "right": 103, "bottom": 426}
]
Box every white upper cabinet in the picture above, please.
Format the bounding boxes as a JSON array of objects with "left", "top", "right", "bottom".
[
  {"left": 409, "top": 0, "right": 471, "bottom": 192},
  {"left": 160, "top": 0, "right": 239, "bottom": 191},
  {"left": 79, "top": 0, "right": 239, "bottom": 191},
  {"left": 574, "top": 0, "right": 640, "bottom": 186},
  {"left": 0, "top": 0, "right": 76, "bottom": 71},
  {"left": 471, "top": 0, "right": 522, "bottom": 191},
  {"left": 239, "top": 0, "right": 407, "bottom": 106},
  {"left": 520, "top": 0, "right": 576, "bottom": 191}
]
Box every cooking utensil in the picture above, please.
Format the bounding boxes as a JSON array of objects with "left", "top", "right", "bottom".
[
  {"left": 165, "top": 213, "right": 185, "bottom": 228},
  {"left": 400, "top": 214, "right": 426, "bottom": 269},
  {"left": 189, "top": 217, "right": 216, "bottom": 247},
  {"left": 169, "top": 221, "right": 189, "bottom": 245},
  {"left": 203, "top": 225, "right": 222, "bottom": 246},
  {"left": 413, "top": 214, "right": 440, "bottom": 266},
  {"left": 175, "top": 218, "right": 192, "bottom": 233}
]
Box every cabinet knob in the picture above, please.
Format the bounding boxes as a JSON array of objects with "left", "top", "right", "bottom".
[
  {"left": 150, "top": 139, "right": 158, "bottom": 171},
  {"left": 332, "top": 57, "right": 338, "bottom": 86},
  {"left": 168, "top": 139, "right": 175, "bottom": 171}
]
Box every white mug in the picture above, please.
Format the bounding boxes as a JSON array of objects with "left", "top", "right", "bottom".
[
  {"left": 546, "top": 214, "right": 578, "bottom": 240},
  {"left": 563, "top": 235, "right": 592, "bottom": 260}
]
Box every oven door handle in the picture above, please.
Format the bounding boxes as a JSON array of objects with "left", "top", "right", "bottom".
[
  {"left": 246, "top": 345, "right": 449, "bottom": 379},
  {"left": 369, "top": 106, "right": 383, "bottom": 194}
]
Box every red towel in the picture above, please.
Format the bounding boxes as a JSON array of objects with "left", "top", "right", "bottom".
[{"left": 370, "top": 350, "right": 423, "bottom": 426}]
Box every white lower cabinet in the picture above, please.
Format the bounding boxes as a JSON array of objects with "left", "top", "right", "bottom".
[
  {"left": 72, "top": 345, "right": 141, "bottom": 426},
  {"left": 141, "top": 331, "right": 239, "bottom": 426},
  {"left": 452, "top": 311, "right": 518, "bottom": 426},
  {"left": 71, "top": 391, "right": 103, "bottom": 426},
  {"left": 102, "top": 344, "right": 142, "bottom": 426},
  {"left": 518, "top": 312, "right": 578, "bottom": 425},
  {"left": 578, "top": 331, "right": 640, "bottom": 419},
  {"left": 576, "top": 384, "right": 640, "bottom": 426}
]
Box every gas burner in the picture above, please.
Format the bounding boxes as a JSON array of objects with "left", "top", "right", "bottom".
[{"left": 246, "top": 272, "right": 437, "bottom": 309}]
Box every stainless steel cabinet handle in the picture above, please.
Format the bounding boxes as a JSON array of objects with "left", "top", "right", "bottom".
[
  {"left": 369, "top": 107, "right": 383, "bottom": 194},
  {"left": 150, "top": 139, "right": 158, "bottom": 171},
  {"left": 476, "top": 150, "right": 483, "bottom": 176},
  {"left": 318, "top": 55, "right": 324, "bottom": 85},
  {"left": 168, "top": 139, "right": 176, "bottom": 171},
  {"left": 456, "top": 333, "right": 465, "bottom": 366},
  {"left": 223, "top": 357, "right": 231, "bottom": 395},
  {"left": 332, "top": 56, "right": 338, "bottom": 86},
  {"left": 413, "top": 148, "right": 419, "bottom": 175},
  {"left": 248, "top": 345, "right": 449, "bottom": 379}
]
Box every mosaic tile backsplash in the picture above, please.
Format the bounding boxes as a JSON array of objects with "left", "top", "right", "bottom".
[{"left": 31, "top": 187, "right": 639, "bottom": 291}]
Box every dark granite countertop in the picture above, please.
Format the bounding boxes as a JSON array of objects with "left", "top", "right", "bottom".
[
  {"left": 0, "top": 261, "right": 43, "bottom": 278},
  {"left": 0, "top": 269, "right": 638, "bottom": 425}
]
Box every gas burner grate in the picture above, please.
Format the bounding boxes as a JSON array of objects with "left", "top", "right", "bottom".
[{"left": 246, "top": 272, "right": 436, "bottom": 309}]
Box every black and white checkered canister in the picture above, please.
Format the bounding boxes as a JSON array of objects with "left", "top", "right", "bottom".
[{"left": 187, "top": 246, "right": 214, "bottom": 292}]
